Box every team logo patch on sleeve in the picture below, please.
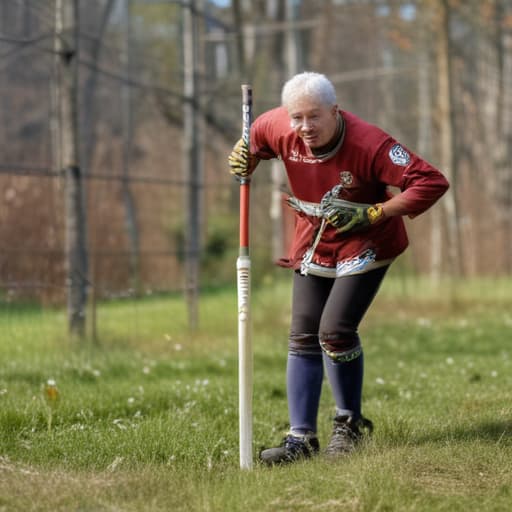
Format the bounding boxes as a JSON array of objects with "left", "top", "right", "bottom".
[{"left": 389, "top": 144, "right": 410, "bottom": 166}]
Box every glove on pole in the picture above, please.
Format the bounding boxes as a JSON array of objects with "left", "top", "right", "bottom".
[{"left": 228, "top": 138, "right": 259, "bottom": 180}]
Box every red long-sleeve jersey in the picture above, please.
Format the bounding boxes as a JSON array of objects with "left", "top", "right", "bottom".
[{"left": 250, "top": 107, "right": 449, "bottom": 276}]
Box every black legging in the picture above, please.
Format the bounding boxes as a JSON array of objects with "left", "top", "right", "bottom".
[{"left": 289, "top": 265, "right": 389, "bottom": 359}]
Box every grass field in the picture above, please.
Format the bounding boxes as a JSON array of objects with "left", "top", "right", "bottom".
[{"left": 1, "top": 273, "right": 512, "bottom": 511}]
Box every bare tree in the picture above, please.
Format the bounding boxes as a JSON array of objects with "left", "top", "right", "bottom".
[
  {"left": 435, "top": 0, "right": 463, "bottom": 277},
  {"left": 121, "top": 0, "right": 141, "bottom": 294},
  {"left": 416, "top": 2, "right": 441, "bottom": 279},
  {"left": 55, "top": 0, "right": 88, "bottom": 337},
  {"left": 183, "top": 0, "right": 202, "bottom": 329},
  {"left": 81, "top": 0, "right": 116, "bottom": 177},
  {"left": 492, "top": 0, "right": 512, "bottom": 270},
  {"left": 232, "top": 0, "right": 247, "bottom": 81}
]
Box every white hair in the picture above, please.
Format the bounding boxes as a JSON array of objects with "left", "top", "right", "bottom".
[{"left": 281, "top": 72, "right": 337, "bottom": 108}]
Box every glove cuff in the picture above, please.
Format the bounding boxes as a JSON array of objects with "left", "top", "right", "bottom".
[{"left": 367, "top": 203, "right": 385, "bottom": 224}]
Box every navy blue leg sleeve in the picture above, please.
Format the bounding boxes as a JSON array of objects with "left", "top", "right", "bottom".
[
  {"left": 287, "top": 353, "right": 324, "bottom": 434},
  {"left": 323, "top": 351, "right": 364, "bottom": 420}
]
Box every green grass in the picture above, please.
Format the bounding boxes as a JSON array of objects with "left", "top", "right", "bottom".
[{"left": 1, "top": 274, "right": 512, "bottom": 511}]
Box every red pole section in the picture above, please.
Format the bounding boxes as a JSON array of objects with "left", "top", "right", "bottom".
[{"left": 239, "top": 181, "right": 250, "bottom": 251}]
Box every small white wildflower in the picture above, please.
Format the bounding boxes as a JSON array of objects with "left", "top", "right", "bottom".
[
  {"left": 0, "top": 389, "right": 7, "bottom": 395},
  {"left": 113, "top": 419, "right": 127, "bottom": 430},
  {"left": 164, "top": 334, "right": 172, "bottom": 341},
  {"left": 417, "top": 317, "right": 432, "bottom": 327},
  {"left": 375, "top": 377, "right": 385, "bottom": 385},
  {"left": 142, "top": 366, "right": 151, "bottom": 374},
  {"left": 491, "top": 371, "right": 498, "bottom": 378},
  {"left": 174, "top": 343, "right": 183, "bottom": 351},
  {"left": 400, "top": 390, "right": 412, "bottom": 400},
  {"left": 107, "top": 456, "right": 124, "bottom": 472},
  {"left": 446, "top": 357, "right": 454, "bottom": 365},
  {"left": 127, "top": 397, "right": 135, "bottom": 405}
]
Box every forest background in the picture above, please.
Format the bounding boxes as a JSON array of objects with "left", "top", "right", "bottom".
[{"left": 1, "top": 0, "right": 511, "bottom": 336}]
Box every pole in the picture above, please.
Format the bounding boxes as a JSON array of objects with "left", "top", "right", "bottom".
[{"left": 237, "top": 84, "right": 253, "bottom": 469}]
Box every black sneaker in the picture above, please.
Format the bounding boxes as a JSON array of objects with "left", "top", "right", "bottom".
[
  {"left": 325, "top": 415, "right": 374, "bottom": 457},
  {"left": 260, "top": 432, "right": 320, "bottom": 465}
]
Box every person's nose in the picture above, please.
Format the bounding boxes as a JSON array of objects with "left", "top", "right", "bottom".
[{"left": 302, "top": 118, "right": 313, "bottom": 131}]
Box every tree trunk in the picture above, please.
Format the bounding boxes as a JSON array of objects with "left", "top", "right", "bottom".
[
  {"left": 436, "top": 0, "right": 462, "bottom": 277},
  {"left": 81, "top": 0, "right": 116, "bottom": 176},
  {"left": 417, "top": 4, "right": 441, "bottom": 280},
  {"left": 56, "top": 0, "right": 88, "bottom": 338},
  {"left": 232, "top": 0, "right": 247, "bottom": 81},
  {"left": 493, "top": 0, "right": 512, "bottom": 272},
  {"left": 121, "top": 0, "right": 141, "bottom": 295},
  {"left": 183, "top": 0, "right": 202, "bottom": 329}
]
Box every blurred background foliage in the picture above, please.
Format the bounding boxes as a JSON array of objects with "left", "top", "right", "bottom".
[{"left": 0, "top": 0, "right": 511, "bottom": 332}]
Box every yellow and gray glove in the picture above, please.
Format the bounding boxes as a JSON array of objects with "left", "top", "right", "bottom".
[
  {"left": 228, "top": 138, "right": 259, "bottom": 180},
  {"left": 321, "top": 186, "right": 385, "bottom": 233}
]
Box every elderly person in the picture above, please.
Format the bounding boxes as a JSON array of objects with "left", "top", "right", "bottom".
[{"left": 228, "top": 72, "right": 449, "bottom": 465}]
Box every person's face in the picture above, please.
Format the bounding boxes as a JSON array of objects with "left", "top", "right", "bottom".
[{"left": 287, "top": 96, "right": 338, "bottom": 149}]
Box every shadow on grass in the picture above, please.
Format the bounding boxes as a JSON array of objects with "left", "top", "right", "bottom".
[{"left": 412, "top": 419, "right": 512, "bottom": 445}]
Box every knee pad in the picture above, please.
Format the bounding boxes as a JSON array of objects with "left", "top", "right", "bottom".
[
  {"left": 319, "top": 331, "right": 362, "bottom": 362},
  {"left": 288, "top": 333, "right": 322, "bottom": 357}
]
